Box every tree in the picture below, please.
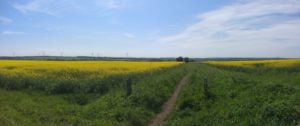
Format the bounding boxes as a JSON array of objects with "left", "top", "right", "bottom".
[
  {"left": 184, "top": 57, "right": 190, "bottom": 63},
  {"left": 176, "top": 57, "right": 184, "bottom": 62}
]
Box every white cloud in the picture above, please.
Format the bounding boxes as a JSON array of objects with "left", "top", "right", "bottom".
[
  {"left": 159, "top": 0, "right": 300, "bottom": 57},
  {"left": 1, "top": 31, "right": 26, "bottom": 35},
  {"left": 13, "top": 0, "right": 78, "bottom": 16},
  {"left": 0, "top": 16, "right": 13, "bottom": 25},
  {"left": 104, "top": 0, "right": 124, "bottom": 9},
  {"left": 123, "top": 33, "right": 136, "bottom": 38},
  {"left": 13, "top": 0, "right": 127, "bottom": 16},
  {"left": 93, "top": 31, "right": 136, "bottom": 38}
]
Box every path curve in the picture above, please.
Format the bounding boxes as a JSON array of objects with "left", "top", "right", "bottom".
[{"left": 149, "top": 73, "right": 190, "bottom": 126}]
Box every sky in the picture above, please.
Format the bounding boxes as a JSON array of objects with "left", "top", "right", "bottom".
[{"left": 0, "top": 0, "right": 300, "bottom": 58}]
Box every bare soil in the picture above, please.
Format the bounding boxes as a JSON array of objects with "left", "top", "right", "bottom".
[{"left": 148, "top": 73, "right": 190, "bottom": 126}]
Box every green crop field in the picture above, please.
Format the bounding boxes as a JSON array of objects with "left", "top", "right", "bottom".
[
  {"left": 167, "top": 60, "right": 300, "bottom": 126},
  {"left": 0, "top": 60, "right": 191, "bottom": 126},
  {"left": 2, "top": 0, "right": 300, "bottom": 125},
  {"left": 0, "top": 59, "right": 299, "bottom": 126}
]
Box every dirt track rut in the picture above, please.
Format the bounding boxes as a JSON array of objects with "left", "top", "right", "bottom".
[{"left": 148, "top": 73, "right": 190, "bottom": 126}]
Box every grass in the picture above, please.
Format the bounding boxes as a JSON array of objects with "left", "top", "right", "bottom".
[
  {"left": 1, "top": 59, "right": 300, "bottom": 125},
  {"left": 0, "top": 60, "right": 193, "bottom": 126},
  {"left": 166, "top": 60, "right": 300, "bottom": 126}
]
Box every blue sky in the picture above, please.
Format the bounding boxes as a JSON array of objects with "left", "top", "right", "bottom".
[{"left": 0, "top": 0, "right": 300, "bottom": 57}]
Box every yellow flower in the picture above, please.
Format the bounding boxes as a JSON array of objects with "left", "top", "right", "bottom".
[
  {"left": 0, "top": 60, "right": 182, "bottom": 79},
  {"left": 204, "top": 59, "right": 300, "bottom": 68}
]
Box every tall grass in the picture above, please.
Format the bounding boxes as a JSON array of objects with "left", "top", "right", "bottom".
[
  {"left": 0, "top": 60, "right": 193, "bottom": 126},
  {"left": 167, "top": 61, "right": 300, "bottom": 126}
]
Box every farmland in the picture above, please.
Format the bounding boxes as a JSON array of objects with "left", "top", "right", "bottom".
[
  {"left": 167, "top": 60, "right": 300, "bottom": 126},
  {"left": 2, "top": 0, "right": 300, "bottom": 125},
  {"left": 0, "top": 59, "right": 300, "bottom": 126},
  {"left": 0, "top": 60, "right": 181, "bottom": 93},
  {"left": 205, "top": 59, "right": 300, "bottom": 68},
  {"left": 0, "top": 60, "right": 189, "bottom": 126}
]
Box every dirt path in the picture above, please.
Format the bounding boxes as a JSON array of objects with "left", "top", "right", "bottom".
[{"left": 148, "top": 73, "right": 190, "bottom": 126}]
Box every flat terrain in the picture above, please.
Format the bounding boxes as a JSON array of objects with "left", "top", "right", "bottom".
[
  {"left": 149, "top": 73, "right": 190, "bottom": 126},
  {"left": 0, "top": 60, "right": 191, "bottom": 126},
  {"left": 0, "top": 59, "right": 299, "bottom": 126},
  {"left": 166, "top": 60, "right": 300, "bottom": 126}
]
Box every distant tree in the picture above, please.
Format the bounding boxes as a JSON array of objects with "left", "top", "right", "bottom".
[
  {"left": 176, "top": 57, "right": 184, "bottom": 62},
  {"left": 184, "top": 57, "right": 190, "bottom": 63}
]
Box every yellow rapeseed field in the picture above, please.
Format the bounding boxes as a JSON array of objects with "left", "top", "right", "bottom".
[
  {"left": 204, "top": 59, "right": 300, "bottom": 68},
  {"left": 0, "top": 60, "right": 182, "bottom": 79}
]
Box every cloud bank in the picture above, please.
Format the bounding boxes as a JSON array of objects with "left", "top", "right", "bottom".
[{"left": 160, "top": 0, "right": 300, "bottom": 57}]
